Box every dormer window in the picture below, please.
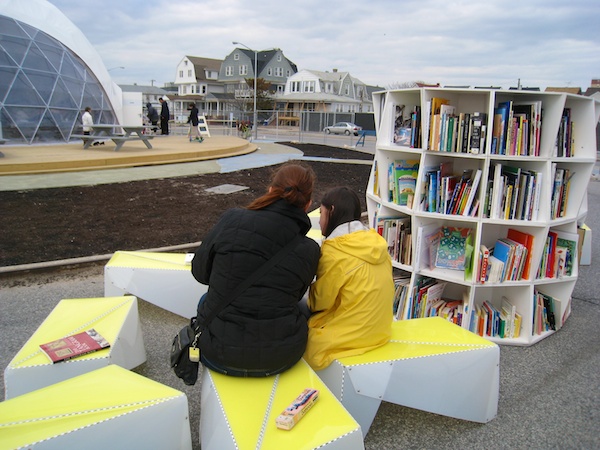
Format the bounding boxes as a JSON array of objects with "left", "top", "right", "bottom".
[{"left": 234, "top": 53, "right": 239, "bottom": 61}]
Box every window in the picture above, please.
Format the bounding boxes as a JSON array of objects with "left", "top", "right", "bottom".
[
  {"left": 179, "top": 70, "right": 183, "bottom": 78},
  {"left": 277, "top": 85, "right": 284, "bottom": 93},
  {"left": 184, "top": 60, "right": 188, "bottom": 66},
  {"left": 287, "top": 70, "right": 291, "bottom": 77},
  {"left": 234, "top": 53, "right": 239, "bottom": 60},
  {"left": 182, "top": 86, "right": 187, "bottom": 94},
  {"left": 267, "top": 68, "right": 272, "bottom": 76},
  {"left": 325, "top": 82, "right": 333, "bottom": 93},
  {"left": 304, "top": 81, "right": 315, "bottom": 93},
  {"left": 277, "top": 54, "right": 282, "bottom": 62},
  {"left": 345, "top": 85, "right": 350, "bottom": 96},
  {"left": 202, "top": 85, "right": 207, "bottom": 94},
  {"left": 290, "top": 81, "right": 301, "bottom": 93},
  {"left": 240, "top": 65, "right": 248, "bottom": 76},
  {"left": 225, "top": 66, "right": 233, "bottom": 76},
  {"left": 275, "top": 67, "right": 283, "bottom": 77},
  {"left": 188, "top": 70, "right": 192, "bottom": 77}
]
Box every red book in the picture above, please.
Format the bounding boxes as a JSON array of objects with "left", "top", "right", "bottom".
[
  {"left": 39, "top": 329, "right": 110, "bottom": 363},
  {"left": 507, "top": 229, "right": 534, "bottom": 279}
]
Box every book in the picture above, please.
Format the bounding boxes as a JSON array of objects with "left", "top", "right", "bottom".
[
  {"left": 394, "top": 160, "right": 419, "bottom": 207},
  {"left": 39, "top": 328, "right": 110, "bottom": 363},
  {"left": 435, "top": 226, "right": 472, "bottom": 271},
  {"left": 506, "top": 229, "right": 534, "bottom": 279},
  {"left": 479, "top": 244, "right": 490, "bottom": 283},
  {"left": 461, "top": 169, "right": 482, "bottom": 216}
]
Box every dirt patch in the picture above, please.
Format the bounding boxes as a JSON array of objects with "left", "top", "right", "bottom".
[{"left": 0, "top": 143, "right": 373, "bottom": 267}]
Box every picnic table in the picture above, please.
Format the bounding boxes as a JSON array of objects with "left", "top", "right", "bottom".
[{"left": 72, "top": 124, "right": 153, "bottom": 151}]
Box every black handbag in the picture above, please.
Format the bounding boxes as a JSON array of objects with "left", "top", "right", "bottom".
[
  {"left": 170, "top": 317, "right": 201, "bottom": 385},
  {"left": 170, "top": 236, "right": 302, "bottom": 385}
]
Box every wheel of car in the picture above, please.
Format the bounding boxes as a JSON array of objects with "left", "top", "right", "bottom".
[
  {"left": 344, "top": 130, "right": 351, "bottom": 135},
  {"left": 325, "top": 129, "right": 331, "bottom": 134}
]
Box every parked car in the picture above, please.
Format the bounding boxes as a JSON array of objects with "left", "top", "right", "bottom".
[{"left": 323, "top": 122, "right": 362, "bottom": 136}]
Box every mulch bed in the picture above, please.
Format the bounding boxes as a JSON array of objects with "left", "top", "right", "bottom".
[{"left": 0, "top": 143, "right": 373, "bottom": 267}]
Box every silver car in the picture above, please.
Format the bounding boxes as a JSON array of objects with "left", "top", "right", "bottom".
[{"left": 323, "top": 122, "right": 362, "bottom": 136}]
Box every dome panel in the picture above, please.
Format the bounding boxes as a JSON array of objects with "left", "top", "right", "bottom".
[
  {"left": 34, "top": 41, "right": 63, "bottom": 72},
  {"left": 0, "top": 16, "right": 29, "bottom": 39},
  {"left": 0, "top": 67, "right": 18, "bottom": 103},
  {"left": 0, "top": 35, "right": 30, "bottom": 66},
  {"left": 0, "top": 46, "right": 18, "bottom": 67},
  {"left": 49, "top": 107, "right": 79, "bottom": 136},
  {"left": 23, "top": 69, "right": 57, "bottom": 104},
  {"left": 61, "top": 76, "right": 85, "bottom": 106},
  {"left": 22, "top": 44, "right": 56, "bottom": 72},
  {"left": 3, "top": 105, "right": 45, "bottom": 143},
  {"left": 4, "top": 70, "right": 45, "bottom": 106},
  {"left": 36, "top": 109, "right": 65, "bottom": 142},
  {"left": 49, "top": 77, "right": 77, "bottom": 108}
]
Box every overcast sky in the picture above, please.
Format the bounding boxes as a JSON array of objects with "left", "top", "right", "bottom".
[{"left": 46, "top": 0, "right": 599, "bottom": 91}]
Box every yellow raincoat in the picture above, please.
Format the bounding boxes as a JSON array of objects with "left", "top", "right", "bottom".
[{"left": 304, "top": 222, "right": 394, "bottom": 371}]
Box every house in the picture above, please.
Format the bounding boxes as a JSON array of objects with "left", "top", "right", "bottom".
[
  {"left": 219, "top": 48, "right": 298, "bottom": 116},
  {"left": 280, "top": 69, "right": 373, "bottom": 118},
  {"left": 170, "top": 56, "right": 225, "bottom": 121}
]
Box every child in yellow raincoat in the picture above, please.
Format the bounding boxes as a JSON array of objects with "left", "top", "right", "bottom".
[{"left": 304, "top": 187, "right": 394, "bottom": 371}]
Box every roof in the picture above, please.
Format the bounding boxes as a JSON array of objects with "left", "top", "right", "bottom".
[
  {"left": 545, "top": 87, "right": 583, "bottom": 95},
  {"left": 280, "top": 93, "right": 360, "bottom": 103},
  {"left": 119, "top": 84, "right": 169, "bottom": 94},
  {"left": 185, "top": 56, "right": 223, "bottom": 81},
  {"left": 235, "top": 48, "right": 298, "bottom": 75}
]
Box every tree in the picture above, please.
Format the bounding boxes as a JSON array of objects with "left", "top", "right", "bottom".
[{"left": 244, "top": 77, "right": 274, "bottom": 112}]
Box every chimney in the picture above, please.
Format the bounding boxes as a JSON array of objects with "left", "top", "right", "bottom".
[{"left": 333, "top": 68, "right": 338, "bottom": 73}]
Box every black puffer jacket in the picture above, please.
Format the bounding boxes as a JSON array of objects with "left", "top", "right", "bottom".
[{"left": 191, "top": 199, "right": 320, "bottom": 373}]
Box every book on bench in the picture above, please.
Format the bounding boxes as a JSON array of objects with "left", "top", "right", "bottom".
[{"left": 40, "top": 328, "right": 110, "bottom": 363}]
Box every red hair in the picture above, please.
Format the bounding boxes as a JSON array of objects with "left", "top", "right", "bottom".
[{"left": 247, "top": 162, "right": 316, "bottom": 211}]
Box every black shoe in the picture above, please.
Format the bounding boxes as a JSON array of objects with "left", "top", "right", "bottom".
[{"left": 93, "top": 142, "right": 100, "bottom": 146}]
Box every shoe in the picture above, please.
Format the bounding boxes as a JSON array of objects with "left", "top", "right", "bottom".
[
  {"left": 99, "top": 142, "right": 105, "bottom": 146},
  {"left": 93, "top": 142, "right": 99, "bottom": 146}
]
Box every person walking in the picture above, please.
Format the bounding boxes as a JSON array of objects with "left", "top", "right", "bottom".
[
  {"left": 187, "top": 103, "right": 203, "bottom": 142},
  {"left": 159, "top": 97, "right": 169, "bottom": 135}
]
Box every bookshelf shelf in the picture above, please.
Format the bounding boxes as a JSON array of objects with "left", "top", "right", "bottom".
[{"left": 368, "top": 87, "right": 595, "bottom": 346}]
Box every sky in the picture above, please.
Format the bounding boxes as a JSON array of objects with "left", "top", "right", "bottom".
[{"left": 46, "top": 0, "right": 600, "bottom": 91}]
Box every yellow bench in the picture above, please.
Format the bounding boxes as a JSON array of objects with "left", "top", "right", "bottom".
[
  {"left": 0, "top": 365, "right": 192, "bottom": 449},
  {"left": 105, "top": 251, "right": 204, "bottom": 318},
  {"left": 200, "top": 359, "right": 364, "bottom": 449},
  {"left": 316, "top": 317, "right": 499, "bottom": 435},
  {"left": 4, "top": 296, "right": 146, "bottom": 399}
]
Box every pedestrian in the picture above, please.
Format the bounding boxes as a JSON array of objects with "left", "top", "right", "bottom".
[
  {"left": 303, "top": 186, "right": 394, "bottom": 371},
  {"left": 81, "top": 106, "right": 93, "bottom": 147},
  {"left": 191, "top": 162, "right": 321, "bottom": 377},
  {"left": 146, "top": 102, "right": 159, "bottom": 133},
  {"left": 159, "top": 97, "right": 169, "bottom": 135},
  {"left": 187, "top": 103, "right": 203, "bottom": 142}
]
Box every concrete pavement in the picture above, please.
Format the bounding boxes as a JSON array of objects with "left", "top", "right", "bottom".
[{"left": 0, "top": 144, "right": 598, "bottom": 449}]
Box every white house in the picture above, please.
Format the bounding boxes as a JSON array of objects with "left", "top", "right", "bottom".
[{"left": 281, "top": 69, "right": 373, "bottom": 115}]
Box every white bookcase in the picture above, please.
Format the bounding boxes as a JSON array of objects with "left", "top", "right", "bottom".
[{"left": 367, "top": 88, "right": 596, "bottom": 346}]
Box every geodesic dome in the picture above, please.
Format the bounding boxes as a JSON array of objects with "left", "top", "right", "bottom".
[{"left": 0, "top": 1, "right": 122, "bottom": 144}]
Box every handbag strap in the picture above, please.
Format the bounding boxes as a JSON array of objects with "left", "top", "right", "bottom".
[{"left": 201, "top": 235, "right": 302, "bottom": 326}]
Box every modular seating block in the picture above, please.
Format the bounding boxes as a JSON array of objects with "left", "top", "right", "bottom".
[
  {"left": 0, "top": 365, "right": 192, "bottom": 450},
  {"left": 105, "top": 250, "right": 204, "bottom": 318},
  {"left": 4, "top": 296, "right": 146, "bottom": 399},
  {"left": 200, "top": 359, "right": 364, "bottom": 450},
  {"left": 317, "top": 317, "right": 499, "bottom": 435}
]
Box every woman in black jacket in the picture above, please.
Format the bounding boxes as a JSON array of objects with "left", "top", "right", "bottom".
[
  {"left": 191, "top": 162, "right": 320, "bottom": 377},
  {"left": 187, "top": 103, "right": 202, "bottom": 142}
]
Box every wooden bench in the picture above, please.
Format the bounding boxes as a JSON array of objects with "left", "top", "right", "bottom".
[
  {"left": 0, "top": 365, "right": 192, "bottom": 449},
  {"left": 4, "top": 296, "right": 146, "bottom": 399},
  {"left": 316, "top": 317, "right": 499, "bottom": 436},
  {"left": 104, "top": 251, "right": 204, "bottom": 318},
  {"left": 200, "top": 359, "right": 364, "bottom": 449}
]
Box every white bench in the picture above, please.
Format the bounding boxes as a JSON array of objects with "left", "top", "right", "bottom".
[
  {"left": 200, "top": 359, "right": 364, "bottom": 450},
  {"left": 104, "top": 250, "right": 204, "bottom": 318},
  {"left": 0, "top": 365, "right": 192, "bottom": 449},
  {"left": 4, "top": 295, "right": 146, "bottom": 399},
  {"left": 316, "top": 317, "right": 499, "bottom": 436}
]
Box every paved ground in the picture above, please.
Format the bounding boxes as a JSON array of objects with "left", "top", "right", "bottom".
[{"left": 1, "top": 144, "right": 598, "bottom": 449}]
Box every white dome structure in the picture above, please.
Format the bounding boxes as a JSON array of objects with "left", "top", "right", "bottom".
[{"left": 0, "top": 0, "right": 123, "bottom": 144}]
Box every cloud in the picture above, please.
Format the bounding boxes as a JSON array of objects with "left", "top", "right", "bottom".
[{"left": 46, "top": 0, "right": 600, "bottom": 90}]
